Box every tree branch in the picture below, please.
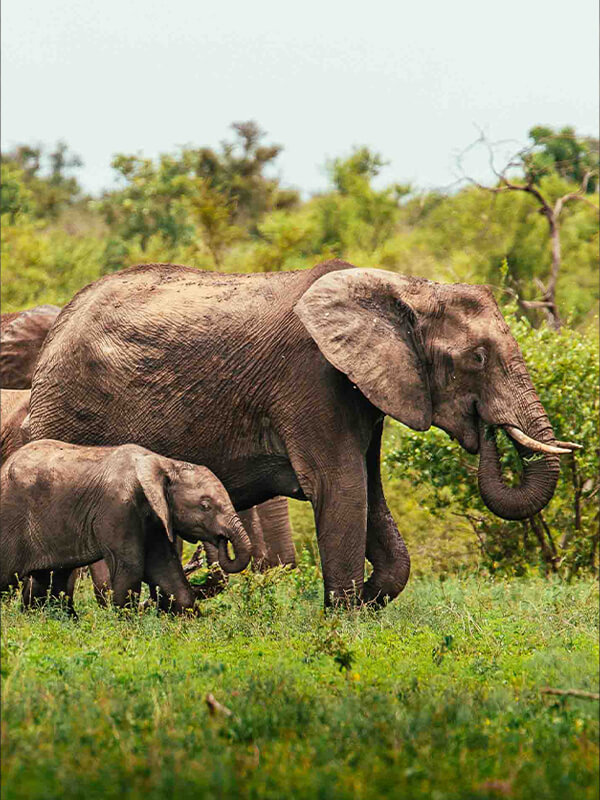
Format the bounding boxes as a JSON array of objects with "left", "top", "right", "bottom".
[{"left": 541, "top": 687, "right": 600, "bottom": 701}]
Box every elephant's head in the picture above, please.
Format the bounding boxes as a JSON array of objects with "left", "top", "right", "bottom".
[
  {"left": 295, "top": 267, "right": 579, "bottom": 521},
  {"left": 135, "top": 456, "right": 252, "bottom": 573}
]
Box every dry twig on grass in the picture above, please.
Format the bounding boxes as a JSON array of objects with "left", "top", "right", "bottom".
[
  {"left": 205, "top": 693, "right": 233, "bottom": 717},
  {"left": 541, "top": 686, "right": 600, "bottom": 701}
]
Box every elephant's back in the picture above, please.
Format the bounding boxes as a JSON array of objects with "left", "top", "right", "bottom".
[{"left": 28, "top": 260, "right": 353, "bottom": 457}]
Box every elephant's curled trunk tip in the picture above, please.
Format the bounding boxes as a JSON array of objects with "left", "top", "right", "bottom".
[
  {"left": 477, "top": 418, "right": 560, "bottom": 521},
  {"left": 217, "top": 517, "right": 252, "bottom": 573}
]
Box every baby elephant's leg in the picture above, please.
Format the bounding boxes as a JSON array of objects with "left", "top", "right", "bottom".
[
  {"left": 144, "top": 526, "right": 198, "bottom": 613},
  {"left": 108, "top": 561, "right": 143, "bottom": 609},
  {"left": 94, "top": 508, "right": 145, "bottom": 609}
]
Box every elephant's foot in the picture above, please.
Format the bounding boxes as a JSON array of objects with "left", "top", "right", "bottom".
[{"left": 362, "top": 569, "right": 409, "bottom": 607}]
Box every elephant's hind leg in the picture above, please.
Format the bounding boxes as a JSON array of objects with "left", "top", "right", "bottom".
[
  {"left": 256, "top": 497, "right": 296, "bottom": 569},
  {"left": 22, "top": 568, "right": 78, "bottom": 617}
]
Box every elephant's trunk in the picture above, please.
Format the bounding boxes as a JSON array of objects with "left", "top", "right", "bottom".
[
  {"left": 217, "top": 516, "right": 252, "bottom": 573},
  {"left": 477, "top": 404, "right": 561, "bottom": 520}
]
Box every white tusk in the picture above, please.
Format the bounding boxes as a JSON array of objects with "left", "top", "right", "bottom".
[
  {"left": 503, "top": 426, "right": 572, "bottom": 455},
  {"left": 554, "top": 440, "right": 583, "bottom": 451}
]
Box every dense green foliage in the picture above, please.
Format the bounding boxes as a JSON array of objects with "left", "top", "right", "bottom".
[
  {"left": 2, "top": 124, "right": 598, "bottom": 323},
  {"left": 525, "top": 127, "right": 599, "bottom": 193},
  {"left": 2, "top": 571, "right": 598, "bottom": 800}
]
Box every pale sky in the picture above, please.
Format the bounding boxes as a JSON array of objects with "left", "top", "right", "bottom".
[{"left": 2, "top": 0, "right": 598, "bottom": 196}]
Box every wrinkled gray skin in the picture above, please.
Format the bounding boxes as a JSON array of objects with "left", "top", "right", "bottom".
[
  {"left": 0, "top": 305, "right": 61, "bottom": 388},
  {"left": 1, "top": 304, "right": 295, "bottom": 596},
  {"left": 1, "top": 389, "right": 30, "bottom": 464},
  {"left": 240, "top": 496, "right": 296, "bottom": 569},
  {"left": 0, "top": 441, "right": 251, "bottom": 614},
  {"left": 29, "top": 260, "right": 572, "bottom": 606}
]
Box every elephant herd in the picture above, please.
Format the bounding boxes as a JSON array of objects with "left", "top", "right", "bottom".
[{"left": 0, "top": 259, "right": 579, "bottom": 614}]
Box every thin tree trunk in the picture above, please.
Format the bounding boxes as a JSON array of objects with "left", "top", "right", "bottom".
[
  {"left": 529, "top": 516, "right": 557, "bottom": 574},
  {"left": 542, "top": 215, "right": 562, "bottom": 330}
]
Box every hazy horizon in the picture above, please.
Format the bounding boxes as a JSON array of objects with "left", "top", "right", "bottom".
[{"left": 2, "top": 0, "right": 598, "bottom": 197}]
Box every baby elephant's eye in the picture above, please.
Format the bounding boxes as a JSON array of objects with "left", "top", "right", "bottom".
[{"left": 199, "top": 500, "right": 211, "bottom": 512}]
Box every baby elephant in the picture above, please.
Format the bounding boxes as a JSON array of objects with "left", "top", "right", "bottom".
[{"left": 0, "top": 440, "right": 251, "bottom": 614}]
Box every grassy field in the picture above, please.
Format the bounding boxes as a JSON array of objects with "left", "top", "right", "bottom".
[{"left": 1, "top": 563, "right": 598, "bottom": 800}]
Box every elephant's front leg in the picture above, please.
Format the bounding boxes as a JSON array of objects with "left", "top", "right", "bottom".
[
  {"left": 310, "top": 463, "right": 368, "bottom": 607},
  {"left": 143, "top": 524, "right": 198, "bottom": 613},
  {"left": 363, "top": 420, "right": 410, "bottom": 605}
]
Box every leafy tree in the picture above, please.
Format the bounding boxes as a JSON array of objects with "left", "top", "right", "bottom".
[
  {"left": 526, "top": 126, "right": 599, "bottom": 192},
  {"left": 0, "top": 141, "right": 83, "bottom": 219},
  {"left": 184, "top": 182, "right": 243, "bottom": 267},
  {"left": 458, "top": 127, "right": 599, "bottom": 328},
  {"left": 96, "top": 122, "right": 298, "bottom": 259},
  {"left": 249, "top": 209, "right": 317, "bottom": 271},
  {"left": 97, "top": 152, "right": 196, "bottom": 251},
  {"left": 191, "top": 121, "right": 299, "bottom": 228},
  {"left": 311, "top": 147, "right": 411, "bottom": 254},
  {"left": 1, "top": 163, "right": 32, "bottom": 221}
]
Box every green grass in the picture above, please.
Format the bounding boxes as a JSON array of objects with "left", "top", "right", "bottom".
[{"left": 2, "top": 566, "right": 598, "bottom": 800}]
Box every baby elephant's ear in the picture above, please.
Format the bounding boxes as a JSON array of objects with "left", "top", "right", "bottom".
[
  {"left": 134, "top": 456, "right": 174, "bottom": 543},
  {"left": 294, "top": 267, "right": 432, "bottom": 430}
]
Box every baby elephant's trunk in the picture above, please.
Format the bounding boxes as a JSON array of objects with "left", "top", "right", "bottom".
[{"left": 217, "top": 515, "right": 252, "bottom": 573}]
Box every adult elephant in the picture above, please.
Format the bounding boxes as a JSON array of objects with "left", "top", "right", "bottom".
[
  {"left": 29, "top": 259, "right": 577, "bottom": 605},
  {"left": 0, "top": 305, "right": 61, "bottom": 388}
]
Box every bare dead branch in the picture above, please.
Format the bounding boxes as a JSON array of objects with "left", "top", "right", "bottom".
[
  {"left": 555, "top": 191, "right": 600, "bottom": 218},
  {"left": 205, "top": 693, "right": 233, "bottom": 717},
  {"left": 454, "top": 130, "right": 598, "bottom": 331},
  {"left": 541, "top": 687, "right": 600, "bottom": 701},
  {"left": 183, "top": 544, "right": 206, "bottom": 576}
]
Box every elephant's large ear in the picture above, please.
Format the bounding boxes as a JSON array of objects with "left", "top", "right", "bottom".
[
  {"left": 134, "top": 456, "right": 174, "bottom": 543},
  {"left": 294, "top": 268, "right": 432, "bottom": 430}
]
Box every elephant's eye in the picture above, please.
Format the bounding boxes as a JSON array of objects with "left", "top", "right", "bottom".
[
  {"left": 199, "top": 500, "right": 211, "bottom": 512},
  {"left": 473, "top": 348, "right": 486, "bottom": 368}
]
